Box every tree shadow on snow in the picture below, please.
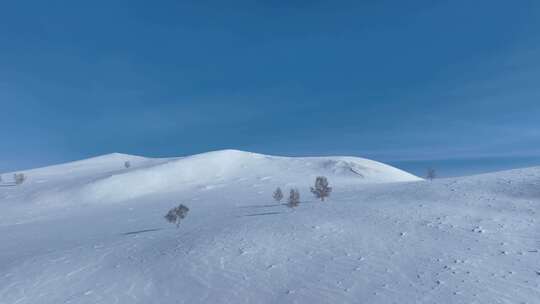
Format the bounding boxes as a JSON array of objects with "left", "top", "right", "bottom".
[
  {"left": 237, "top": 204, "right": 285, "bottom": 209},
  {"left": 122, "top": 228, "right": 163, "bottom": 236},
  {"left": 241, "top": 212, "right": 283, "bottom": 217}
]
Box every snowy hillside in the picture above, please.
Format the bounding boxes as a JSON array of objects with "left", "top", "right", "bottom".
[
  {"left": 0, "top": 150, "right": 539, "bottom": 304},
  {"left": 0, "top": 150, "right": 419, "bottom": 218}
]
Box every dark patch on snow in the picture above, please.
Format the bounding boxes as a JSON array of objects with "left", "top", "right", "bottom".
[
  {"left": 122, "top": 228, "right": 163, "bottom": 235},
  {"left": 238, "top": 204, "right": 285, "bottom": 208},
  {"left": 243, "top": 212, "right": 283, "bottom": 217},
  {"left": 349, "top": 168, "right": 365, "bottom": 178}
]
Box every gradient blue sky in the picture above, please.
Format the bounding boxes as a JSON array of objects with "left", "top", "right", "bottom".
[{"left": 1, "top": 0, "right": 540, "bottom": 176}]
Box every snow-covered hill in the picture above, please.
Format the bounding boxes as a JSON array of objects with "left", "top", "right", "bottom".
[
  {"left": 0, "top": 149, "right": 419, "bottom": 211},
  {"left": 0, "top": 150, "right": 538, "bottom": 303}
]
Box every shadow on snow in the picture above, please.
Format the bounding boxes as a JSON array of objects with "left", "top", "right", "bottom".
[
  {"left": 241, "top": 212, "right": 283, "bottom": 217},
  {"left": 122, "top": 228, "right": 163, "bottom": 236}
]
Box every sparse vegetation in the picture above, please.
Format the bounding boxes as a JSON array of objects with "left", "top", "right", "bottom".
[
  {"left": 287, "top": 188, "right": 300, "bottom": 208},
  {"left": 310, "top": 176, "right": 332, "bottom": 201},
  {"left": 164, "top": 204, "right": 190, "bottom": 228},
  {"left": 272, "top": 187, "right": 283, "bottom": 203},
  {"left": 14, "top": 173, "right": 26, "bottom": 185},
  {"left": 426, "top": 168, "right": 436, "bottom": 181}
]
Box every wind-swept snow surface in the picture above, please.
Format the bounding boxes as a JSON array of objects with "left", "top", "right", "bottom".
[{"left": 0, "top": 150, "right": 538, "bottom": 303}]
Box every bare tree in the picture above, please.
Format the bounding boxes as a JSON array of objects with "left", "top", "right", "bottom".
[
  {"left": 426, "top": 168, "right": 436, "bottom": 181},
  {"left": 164, "top": 204, "right": 190, "bottom": 228},
  {"left": 310, "top": 176, "right": 332, "bottom": 201},
  {"left": 124, "top": 161, "right": 131, "bottom": 169},
  {"left": 287, "top": 188, "right": 300, "bottom": 208},
  {"left": 273, "top": 187, "right": 283, "bottom": 203},
  {"left": 14, "top": 173, "right": 26, "bottom": 185}
]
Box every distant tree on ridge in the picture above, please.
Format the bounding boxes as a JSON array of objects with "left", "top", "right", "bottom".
[
  {"left": 426, "top": 168, "right": 436, "bottom": 181},
  {"left": 14, "top": 173, "right": 26, "bottom": 185}
]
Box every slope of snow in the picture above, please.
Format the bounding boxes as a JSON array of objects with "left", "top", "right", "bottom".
[
  {"left": 0, "top": 149, "right": 419, "bottom": 209},
  {"left": 0, "top": 151, "right": 538, "bottom": 304}
]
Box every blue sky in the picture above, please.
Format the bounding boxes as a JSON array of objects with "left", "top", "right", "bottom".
[{"left": 1, "top": 0, "right": 539, "bottom": 176}]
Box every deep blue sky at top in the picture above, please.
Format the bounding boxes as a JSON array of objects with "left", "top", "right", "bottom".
[{"left": 1, "top": 0, "right": 539, "bottom": 174}]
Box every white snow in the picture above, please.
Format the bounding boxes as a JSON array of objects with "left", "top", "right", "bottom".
[{"left": 0, "top": 149, "right": 538, "bottom": 303}]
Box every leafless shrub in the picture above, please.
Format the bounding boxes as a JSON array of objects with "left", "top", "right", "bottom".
[
  {"left": 310, "top": 176, "right": 332, "bottom": 201},
  {"left": 164, "top": 204, "right": 190, "bottom": 228},
  {"left": 273, "top": 187, "right": 283, "bottom": 203},
  {"left": 287, "top": 188, "right": 300, "bottom": 208}
]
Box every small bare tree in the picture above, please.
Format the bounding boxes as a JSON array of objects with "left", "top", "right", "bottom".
[
  {"left": 164, "top": 204, "right": 190, "bottom": 228},
  {"left": 310, "top": 176, "right": 332, "bottom": 201},
  {"left": 287, "top": 188, "right": 300, "bottom": 208},
  {"left": 273, "top": 187, "right": 283, "bottom": 203},
  {"left": 14, "top": 173, "right": 26, "bottom": 185},
  {"left": 426, "top": 168, "right": 436, "bottom": 181},
  {"left": 124, "top": 161, "right": 131, "bottom": 169}
]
